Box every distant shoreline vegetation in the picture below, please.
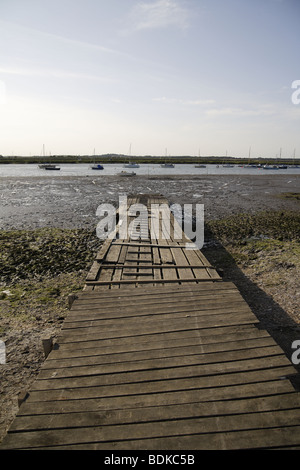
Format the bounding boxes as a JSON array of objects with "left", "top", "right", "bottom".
[{"left": 0, "top": 155, "right": 300, "bottom": 166}]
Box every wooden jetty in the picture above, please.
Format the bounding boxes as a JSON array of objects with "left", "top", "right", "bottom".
[{"left": 1, "top": 194, "right": 300, "bottom": 450}]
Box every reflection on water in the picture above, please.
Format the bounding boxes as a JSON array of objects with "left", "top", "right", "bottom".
[{"left": 0, "top": 163, "right": 300, "bottom": 177}]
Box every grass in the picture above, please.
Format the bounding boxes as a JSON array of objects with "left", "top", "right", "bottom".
[
  {"left": 278, "top": 192, "right": 300, "bottom": 201},
  {"left": 205, "top": 210, "right": 300, "bottom": 244},
  {"left": 203, "top": 210, "right": 300, "bottom": 289},
  {"left": 0, "top": 228, "right": 102, "bottom": 327},
  {"left": 0, "top": 228, "right": 101, "bottom": 284}
]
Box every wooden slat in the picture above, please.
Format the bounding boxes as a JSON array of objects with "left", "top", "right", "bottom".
[
  {"left": 9, "top": 392, "right": 300, "bottom": 432},
  {"left": 86, "top": 277, "right": 223, "bottom": 285},
  {"left": 13, "top": 380, "right": 296, "bottom": 417}
]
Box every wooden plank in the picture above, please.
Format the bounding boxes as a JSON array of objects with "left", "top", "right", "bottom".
[
  {"left": 94, "top": 238, "right": 112, "bottom": 261},
  {"left": 85, "top": 261, "right": 101, "bottom": 281},
  {"left": 136, "top": 245, "right": 154, "bottom": 282},
  {"left": 111, "top": 242, "right": 189, "bottom": 248},
  {"left": 77, "top": 281, "right": 239, "bottom": 297},
  {"left": 100, "top": 264, "right": 215, "bottom": 269},
  {"left": 19, "top": 372, "right": 296, "bottom": 407},
  {"left": 27, "top": 425, "right": 300, "bottom": 450},
  {"left": 9, "top": 392, "right": 300, "bottom": 432},
  {"left": 104, "top": 243, "right": 122, "bottom": 264},
  {"left": 29, "top": 355, "right": 293, "bottom": 393},
  {"left": 69, "top": 299, "right": 247, "bottom": 316},
  {"left": 69, "top": 291, "right": 250, "bottom": 310},
  {"left": 57, "top": 313, "right": 258, "bottom": 343},
  {"left": 63, "top": 306, "right": 255, "bottom": 327},
  {"left": 66, "top": 303, "right": 251, "bottom": 320},
  {"left": 3, "top": 408, "right": 300, "bottom": 450},
  {"left": 34, "top": 346, "right": 292, "bottom": 383},
  {"left": 48, "top": 326, "right": 271, "bottom": 357},
  {"left": 55, "top": 324, "right": 268, "bottom": 349},
  {"left": 121, "top": 244, "right": 138, "bottom": 281},
  {"left": 15, "top": 380, "right": 295, "bottom": 417},
  {"left": 86, "top": 277, "right": 223, "bottom": 286},
  {"left": 41, "top": 336, "right": 278, "bottom": 370},
  {"left": 70, "top": 291, "right": 246, "bottom": 312},
  {"left": 80, "top": 280, "right": 237, "bottom": 295}
]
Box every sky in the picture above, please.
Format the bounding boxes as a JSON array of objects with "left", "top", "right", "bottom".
[{"left": 0, "top": 0, "right": 300, "bottom": 158}]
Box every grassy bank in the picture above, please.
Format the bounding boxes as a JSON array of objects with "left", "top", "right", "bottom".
[
  {"left": 203, "top": 210, "right": 300, "bottom": 343},
  {"left": 0, "top": 228, "right": 102, "bottom": 328},
  {"left": 205, "top": 209, "right": 300, "bottom": 244}
]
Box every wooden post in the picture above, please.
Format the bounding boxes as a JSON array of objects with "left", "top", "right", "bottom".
[
  {"left": 42, "top": 337, "right": 53, "bottom": 359},
  {"left": 18, "top": 390, "right": 29, "bottom": 407},
  {"left": 68, "top": 293, "right": 78, "bottom": 309}
]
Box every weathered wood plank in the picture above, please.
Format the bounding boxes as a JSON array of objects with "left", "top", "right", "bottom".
[
  {"left": 31, "top": 425, "right": 300, "bottom": 450},
  {"left": 63, "top": 303, "right": 254, "bottom": 326},
  {"left": 29, "top": 356, "right": 293, "bottom": 394},
  {"left": 41, "top": 336, "right": 278, "bottom": 370},
  {"left": 54, "top": 324, "right": 269, "bottom": 350},
  {"left": 3, "top": 408, "right": 300, "bottom": 450},
  {"left": 56, "top": 313, "right": 258, "bottom": 343},
  {"left": 15, "top": 380, "right": 295, "bottom": 418},
  {"left": 79, "top": 280, "right": 238, "bottom": 296},
  {"left": 10, "top": 392, "right": 300, "bottom": 432},
  {"left": 43, "top": 334, "right": 275, "bottom": 365},
  {"left": 48, "top": 325, "right": 270, "bottom": 356},
  {"left": 86, "top": 277, "right": 223, "bottom": 286}
]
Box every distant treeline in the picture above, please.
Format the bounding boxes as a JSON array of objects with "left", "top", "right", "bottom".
[{"left": 0, "top": 154, "right": 299, "bottom": 165}]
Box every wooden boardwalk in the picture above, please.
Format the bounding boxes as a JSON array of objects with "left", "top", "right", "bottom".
[{"left": 1, "top": 195, "right": 300, "bottom": 450}]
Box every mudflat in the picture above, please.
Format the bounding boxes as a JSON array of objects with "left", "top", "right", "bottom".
[{"left": 0, "top": 174, "right": 299, "bottom": 230}]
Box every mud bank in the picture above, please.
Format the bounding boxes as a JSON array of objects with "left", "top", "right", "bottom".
[{"left": 1, "top": 174, "right": 300, "bottom": 230}]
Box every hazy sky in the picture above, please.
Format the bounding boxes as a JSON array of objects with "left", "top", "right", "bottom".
[{"left": 1, "top": 0, "right": 299, "bottom": 157}]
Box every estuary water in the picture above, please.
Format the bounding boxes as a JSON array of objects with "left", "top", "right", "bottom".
[{"left": 1, "top": 163, "right": 300, "bottom": 178}]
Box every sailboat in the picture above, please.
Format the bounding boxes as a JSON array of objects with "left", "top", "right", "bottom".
[
  {"left": 195, "top": 149, "right": 206, "bottom": 168},
  {"left": 90, "top": 148, "right": 104, "bottom": 170},
  {"left": 160, "top": 148, "right": 175, "bottom": 168},
  {"left": 38, "top": 146, "right": 60, "bottom": 170},
  {"left": 222, "top": 150, "right": 234, "bottom": 167},
  {"left": 292, "top": 149, "right": 300, "bottom": 168},
  {"left": 91, "top": 163, "right": 104, "bottom": 170},
  {"left": 244, "top": 147, "right": 258, "bottom": 168},
  {"left": 124, "top": 144, "right": 140, "bottom": 168},
  {"left": 277, "top": 148, "right": 287, "bottom": 169}
]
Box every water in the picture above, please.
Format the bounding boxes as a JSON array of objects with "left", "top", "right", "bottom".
[{"left": 1, "top": 163, "right": 300, "bottom": 177}]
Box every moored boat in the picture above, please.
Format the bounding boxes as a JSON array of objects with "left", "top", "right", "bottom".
[
  {"left": 160, "top": 163, "right": 175, "bottom": 168},
  {"left": 118, "top": 170, "right": 136, "bottom": 176},
  {"left": 91, "top": 163, "right": 104, "bottom": 170}
]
